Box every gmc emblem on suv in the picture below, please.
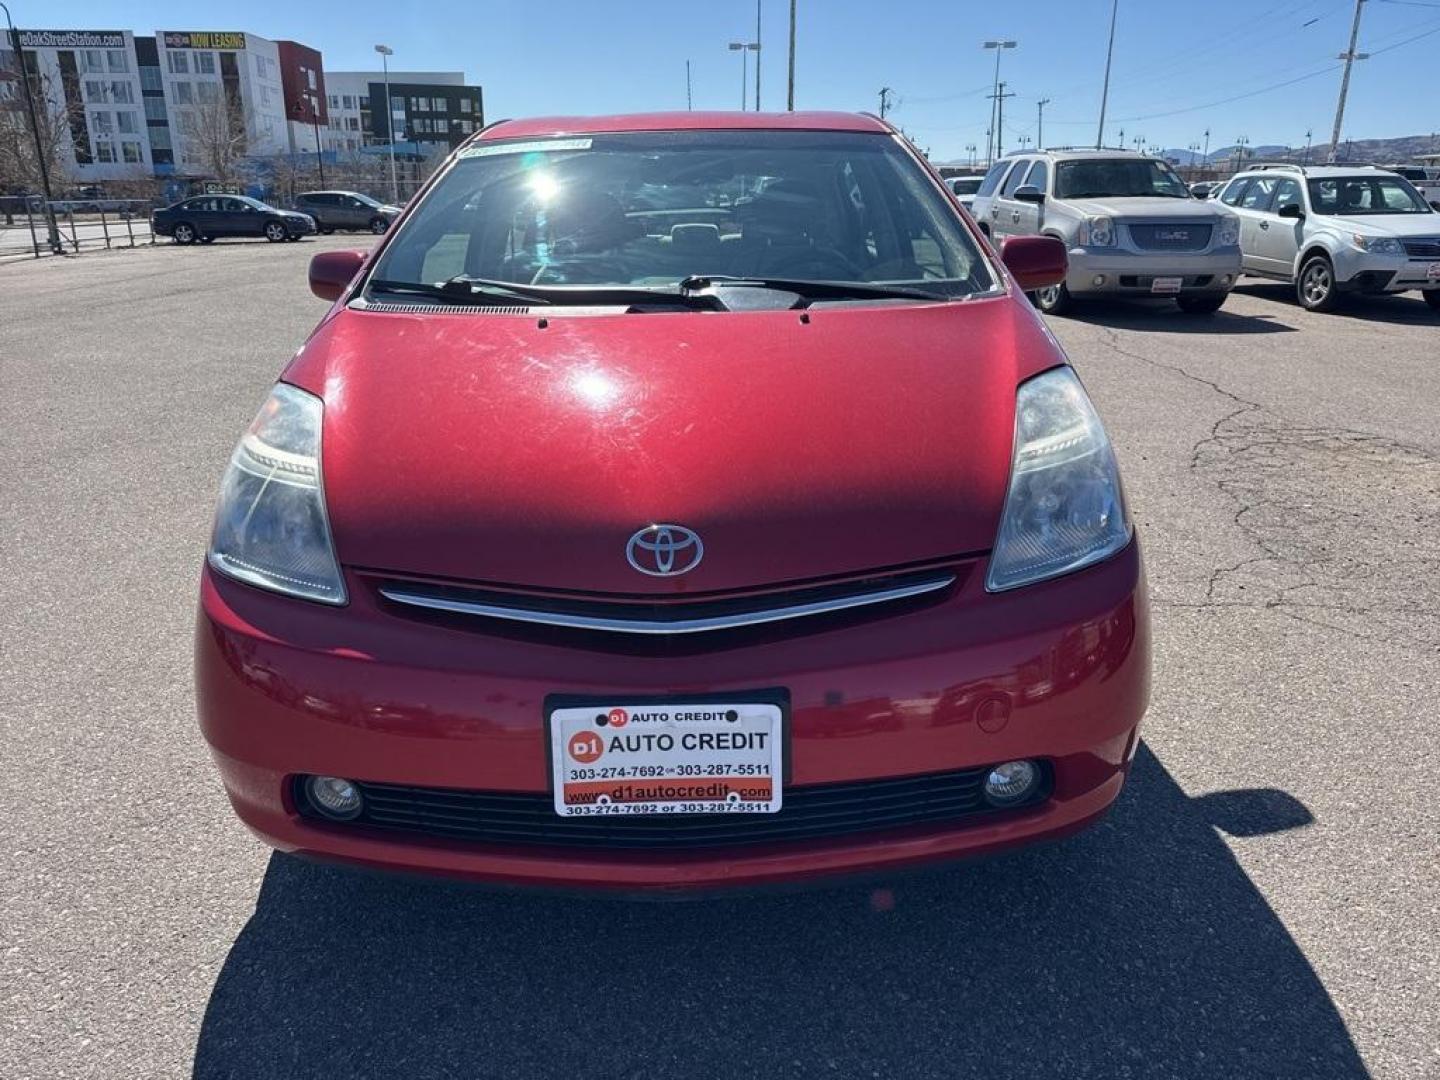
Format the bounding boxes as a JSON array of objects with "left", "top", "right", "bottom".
[{"left": 1157, "top": 230, "right": 1190, "bottom": 242}]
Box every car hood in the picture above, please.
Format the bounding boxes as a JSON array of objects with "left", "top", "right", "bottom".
[
  {"left": 1064, "top": 196, "right": 1224, "bottom": 220},
  {"left": 1326, "top": 213, "right": 1440, "bottom": 238},
  {"left": 283, "top": 297, "right": 1059, "bottom": 595}
]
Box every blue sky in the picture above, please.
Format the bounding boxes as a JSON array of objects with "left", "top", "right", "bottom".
[{"left": 31, "top": 0, "right": 1440, "bottom": 160}]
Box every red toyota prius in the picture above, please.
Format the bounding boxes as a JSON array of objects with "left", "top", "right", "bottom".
[{"left": 196, "top": 112, "right": 1149, "bottom": 892}]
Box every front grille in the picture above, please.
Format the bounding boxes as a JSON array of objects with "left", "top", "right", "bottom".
[
  {"left": 294, "top": 765, "right": 1050, "bottom": 850},
  {"left": 1401, "top": 238, "right": 1440, "bottom": 259},
  {"left": 1127, "top": 223, "right": 1213, "bottom": 251}
]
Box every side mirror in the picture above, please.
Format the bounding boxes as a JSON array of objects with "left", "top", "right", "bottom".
[
  {"left": 1000, "top": 234, "right": 1067, "bottom": 291},
  {"left": 1277, "top": 202, "right": 1304, "bottom": 219},
  {"left": 1430, "top": 200, "right": 1440, "bottom": 212},
  {"left": 309, "top": 249, "right": 366, "bottom": 301},
  {"left": 1012, "top": 185, "right": 1045, "bottom": 205}
]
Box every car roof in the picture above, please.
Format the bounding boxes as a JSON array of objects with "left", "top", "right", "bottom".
[
  {"left": 479, "top": 111, "right": 891, "bottom": 141},
  {"left": 1003, "top": 149, "right": 1153, "bottom": 162},
  {"left": 1232, "top": 165, "right": 1399, "bottom": 180}
]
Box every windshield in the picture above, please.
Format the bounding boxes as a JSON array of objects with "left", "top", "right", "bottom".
[
  {"left": 1307, "top": 176, "right": 1432, "bottom": 216},
  {"left": 951, "top": 178, "right": 982, "bottom": 194},
  {"left": 351, "top": 193, "right": 383, "bottom": 208},
  {"left": 1055, "top": 158, "right": 1191, "bottom": 199},
  {"left": 368, "top": 130, "right": 993, "bottom": 298}
]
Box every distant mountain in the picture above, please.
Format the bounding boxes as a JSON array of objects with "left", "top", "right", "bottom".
[{"left": 1156, "top": 134, "right": 1440, "bottom": 166}]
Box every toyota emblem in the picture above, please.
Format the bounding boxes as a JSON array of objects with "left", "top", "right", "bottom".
[{"left": 626, "top": 524, "right": 703, "bottom": 577}]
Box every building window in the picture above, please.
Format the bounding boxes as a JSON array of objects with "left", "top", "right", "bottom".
[
  {"left": 339, "top": 94, "right": 352, "bottom": 109},
  {"left": 459, "top": 97, "right": 473, "bottom": 113},
  {"left": 328, "top": 94, "right": 338, "bottom": 108},
  {"left": 117, "top": 111, "right": 138, "bottom": 133},
  {"left": 197, "top": 82, "right": 219, "bottom": 105},
  {"left": 149, "top": 125, "right": 171, "bottom": 150},
  {"left": 456, "top": 120, "right": 474, "bottom": 134},
  {"left": 140, "top": 66, "right": 162, "bottom": 94},
  {"left": 195, "top": 51, "right": 215, "bottom": 75},
  {"left": 254, "top": 54, "right": 270, "bottom": 79},
  {"left": 95, "top": 141, "right": 116, "bottom": 162},
  {"left": 122, "top": 140, "right": 143, "bottom": 163},
  {"left": 110, "top": 81, "right": 134, "bottom": 104},
  {"left": 144, "top": 97, "right": 167, "bottom": 121},
  {"left": 92, "top": 110, "right": 114, "bottom": 134},
  {"left": 174, "top": 81, "right": 194, "bottom": 105},
  {"left": 85, "top": 79, "right": 107, "bottom": 101},
  {"left": 359, "top": 95, "right": 369, "bottom": 108},
  {"left": 346, "top": 116, "right": 359, "bottom": 131},
  {"left": 107, "top": 49, "right": 129, "bottom": 73},
  {"left": 82, "top": 49, "right": 104, "bottom": 72},
  {"left": 167, "top": 50, "right": 189, "bottom": 74},
  {"left": 307, "top": 69, "right": 317, "bottom": 90}
]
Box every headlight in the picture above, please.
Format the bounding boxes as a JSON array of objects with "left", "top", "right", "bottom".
[
  {"left": 1215, "top": 214, "right": 1240, "bottom": 246},
  {"left": 1351, "top": 234, "right": 1403, "bottom": 254},
  {"left": 1079, "top": 215, "right": 1115, "bottom": 247},
  {"left": 986, "top": 367, "right": 1132, "bottom": 592},
  {"left": 208, "top": 383, "right": 346, "bottom": 604}
]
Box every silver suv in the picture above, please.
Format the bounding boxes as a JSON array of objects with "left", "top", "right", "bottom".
[
  {"left": 970, "top": 149, "right": 1242, "bottom": 315},
  {"left": 1215, "top": 164, "right": 1440, "bottom": 312}
]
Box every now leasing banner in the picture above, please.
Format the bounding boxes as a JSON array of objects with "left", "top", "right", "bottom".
[{"left": 548, "top": 701, "right": 784, "bottom": 817}]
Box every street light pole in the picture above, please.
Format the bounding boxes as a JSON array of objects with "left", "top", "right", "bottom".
[
  {"left": 728, "top": 41, "right": 757, "bottom": 109},
  {"left": 787, "top": 0, "right": 796, "bottom": 110},
  {"left": 1328, "top": 0, "right": 1367, "bottom": 163},
  {"left": 754, "top": 0, "right": 762, "bottom": 111},
  {"left": 982, "top": 40, "right": 1015, "bottom": 165},
  {"left": 1096, "top": 0, "right": 1119, "bottom": 149},
  {"left": 1036, "top": 97, "right": 1050, "bottom": 151},
  {"left": 375, "top": 44, "right": 399, "bottom": 204},
  {"left": 2, "top": 2, "right": 63, "bottom": 253}
]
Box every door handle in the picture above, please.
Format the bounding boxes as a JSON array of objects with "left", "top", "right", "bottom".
[
  {"left": 1259, "top": 221, "right": 1269, "bottom": 230},
  {"left": 1011, "top": 211, "right": 1021, "bottom": 223}
]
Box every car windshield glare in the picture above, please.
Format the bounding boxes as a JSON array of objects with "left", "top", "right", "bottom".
[
  {"left": 1055, "top": 159, "right": 1190, "bottom": 200},
  {"left": 1307, "top": 176, "right": 1431, "bottom": 215},
  {"left": 367, "top": 130, "right": 994, "bottom": 299}
]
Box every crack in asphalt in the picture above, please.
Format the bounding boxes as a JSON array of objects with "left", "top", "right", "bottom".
[{"left": 1094, "top": 326, "right": 1440, "bottom": 652}]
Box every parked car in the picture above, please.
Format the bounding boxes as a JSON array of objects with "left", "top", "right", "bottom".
[
  {"left": 295, "top": 190, "right": 402, "bottom": 234},
  {"left": 152, "top": 195, "right": 315, "bottom": 244},
  {"left": 195, "top": 110, "right": 1149, "bottom": 893},
  {"left": 948, "top": 175, "right": 983, "bottom": 211},
  {"left": 1216, "top": 164, "right": 1440, "bottom": 312},
  {"left": 970, "top": 149, "right": 1242, "bottom": 314}
]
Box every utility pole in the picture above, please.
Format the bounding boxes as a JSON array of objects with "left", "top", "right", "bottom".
[
  {"left": 1096, "top": 0, "right": 1119, "bottom": 149},
  {"left": 1303, "top": 127, "right": 1312, "bottom": 163},
  {"left": 787, "top": 0, "right": 796, "bottom": 110},
  {"left": 991, "top": 82, "right": 1014, "bottom": 158},
  {"left": 1202, "top": 127, "right": 1210, "bottom": 169},
  {"left": 2, "top": 3, "right": 64, "bottom": 254},
  {"left": 1036, "top": 97, "right": 1050, "bottom": 151},
  {"left": 878, "top": 86, "right": 892, "bottom": 120},
  {"left": 754, "top": 0, "right": 762, "bottom": 111},
  {"left": 982, "top": 40, "right": 1016, "bottom": 164},
  {"left": 1328, "top": 0, "right": 1367, "bottom": 163}
]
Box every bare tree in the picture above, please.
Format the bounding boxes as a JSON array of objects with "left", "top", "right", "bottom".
[
  {"left": 0, "top": 60, "right": 79, "bottom": 194},
  {"left": 182, "top": 98, "right": 249, "bottom": 183}
]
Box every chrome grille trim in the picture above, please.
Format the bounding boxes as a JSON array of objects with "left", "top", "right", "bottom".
[{"left": 379, "top": 574, "right": 956, "bottom": 635}]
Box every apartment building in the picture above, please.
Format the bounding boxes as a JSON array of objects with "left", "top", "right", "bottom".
[{"left": 323, "top": 71, "right": 483, "bottom": 157}]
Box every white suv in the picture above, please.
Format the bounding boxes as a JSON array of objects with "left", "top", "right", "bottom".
[{"left": 1216, "top": 164, "right": 1440, "bottom": 312}]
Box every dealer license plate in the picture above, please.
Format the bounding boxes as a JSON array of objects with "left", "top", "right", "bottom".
[
  {"left": 548, "top": 701, "right": 783, "bottom": 817},
  {"left": 1150, "top": 276, "right": 1184, "bottom": 294}
]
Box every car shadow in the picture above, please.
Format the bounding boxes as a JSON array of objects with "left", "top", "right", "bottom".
[
  {"left": 1234, "top": 281, "right": 1440, "bottom": 325},
  {"left": 191, "top": 745, "right": 1366, "bottom": 1079},
  {"left": 1061, "top": 300, "right": 1296, "bottom": 334}
]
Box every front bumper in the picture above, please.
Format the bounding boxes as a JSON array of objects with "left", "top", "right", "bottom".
[
  {"left": 196, "top": 543, "right": 1150, "bottom": 892},
  {"left": 285, "top": 216, "right": 317, "bottom": 236},
  {"left": 1332, "top": 248, "right": 1440, "bottom": 293},
  {"left": 1065, "top": 246, "right": 1242, "bottom": 296}
]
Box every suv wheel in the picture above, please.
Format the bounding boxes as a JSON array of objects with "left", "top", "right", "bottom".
[
  {"left": 1297, "top": 254, "right": 1341, "bottom": 312},
  {"left": 1034, "top": 283, "right": 1074, "bottom": 316},
  {"left": 1423, "top": 290, "right": 1440, "bottom": 312},
  {"left": 264, "top": 221, "right": 288, "bottom": 242},
  {"left": 1176, "top": 293, "right": 1226, "bottom": 314}
]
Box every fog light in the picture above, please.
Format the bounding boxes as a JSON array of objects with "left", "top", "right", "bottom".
[
  {"left": 1220, "top": 274, "right": 1233, "bottom": 287},
  {"left": 307, "top": 775, "right": 363, "bottom": 820},
  {"left": 1092, "top": 274, "right": 1107, "bottom": 287},
  {"left": 983, "top": 760, "right": 1040, "bottom": 806}
]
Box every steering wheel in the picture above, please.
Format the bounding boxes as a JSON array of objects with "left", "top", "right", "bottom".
[
  {"left": 529, "top": 260, "right": 631, "bottom": 286},
  {"left": 755, "top": 245, "right": 865, "bottom": 280}
]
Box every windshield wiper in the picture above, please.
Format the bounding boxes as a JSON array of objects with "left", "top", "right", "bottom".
[
  {"left": 441, "top": 275, "right": 726, "bottom": 309},
  {"left": 678, "top": 274, "right": 954, "bottom": 305},
  {"left": 368, "top": 278, "right": 551, "bottom": 306}
]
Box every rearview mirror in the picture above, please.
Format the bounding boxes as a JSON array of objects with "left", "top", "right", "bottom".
[
  {"left": 309, "top": 249, "right": 366, "bottom": 301},
  {"left": 1277, "top": 202, "right": 1304, "bottom": 219},
  {"left": 1012, "top": 185, "right": 1045, "bottom": 205},
  {"left": 1000, "top": 235, "right": 1067, "bottom": 291}
]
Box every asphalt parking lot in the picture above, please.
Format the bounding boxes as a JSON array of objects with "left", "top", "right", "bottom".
[{"left": 2, "top": 236, "right": 1437, "bottom": 1079}]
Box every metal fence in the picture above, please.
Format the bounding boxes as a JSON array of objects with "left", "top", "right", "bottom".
[{"left": 1, "top": 198, "right": 156, "bottom": 259}]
